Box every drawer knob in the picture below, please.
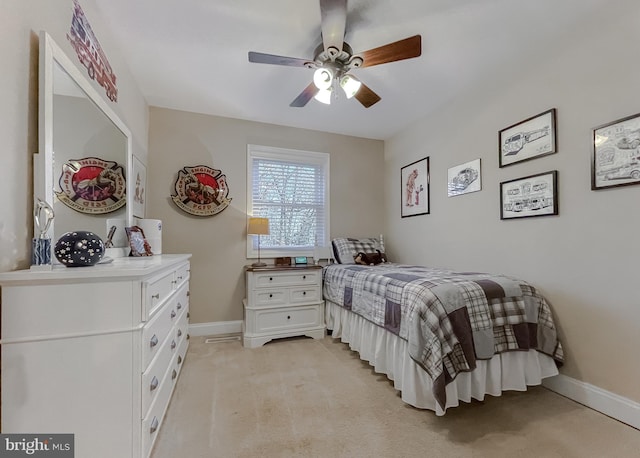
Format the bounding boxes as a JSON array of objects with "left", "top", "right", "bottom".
[
  {"left": 178, "top": 275, "right": 183, "bottom": 280},
  {"left": 171, "top": 340, "right": 177, "bottom": 350},
  {"left": 187, "top": 334, "right": 190, "bottom": 340},
  {"left": 303, "top": 291, "right": 306, "bottom": 296},
  {"left": 150, "top": 417, "right": 159, "bottom": 435},
  {"left": 269, "top": 293, "right": 273, "bottom": 298},
  {"left": 152, "top": 293, "right": 160, "bottom": 300},
  {"left": 178, "top": 355, "right": 183, "bottom": 365},
  {"left": 177, "top": 302, "right": 182, "bottom": 310},
  {"left": 303, "top": 275, "right": 306, "bottom": 279},
  {"left": 172, "top": 369, "right": 177, "bottom": 380},
  {"left": 150, "top": 376, "right": 159, "bottom": 392},
  {"left": 187, "top": 312, "right": 190, "bottom": 319},
  {"left": 171, "top": 310, "right": 177, "bottom": 319},
  {"left": 187, "top": 291, "right": 190, "bottom": 297},
  {"left": 269, "top": 277, "right": 273, "bottom": 281},
  {"left": 177, "top": 329, "right": 183, "bottom": 337},
  {"left": 150, "top": 335, "right": 159, "bottom": 348},
  {"left": 287, "top": 315, "right": 291, "bottom": 320}
]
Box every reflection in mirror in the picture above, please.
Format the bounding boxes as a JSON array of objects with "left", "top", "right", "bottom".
[{"left": 38, "top": 32, "right": 132, "bottom": 252}]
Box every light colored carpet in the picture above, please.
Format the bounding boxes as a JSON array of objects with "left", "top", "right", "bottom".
[{"left": 151, "top": 336, "right": 640, "bottom": 458}]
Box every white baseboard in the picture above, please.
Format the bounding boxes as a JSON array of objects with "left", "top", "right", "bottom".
[
  {"left": 543, "top": 374, "right": 640, "bottom": 430},
  {"left": 189, "top": 320, "right": 242, "bottom": 337}
]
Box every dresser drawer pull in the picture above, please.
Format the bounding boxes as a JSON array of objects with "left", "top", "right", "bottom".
[
  {"left": 172, "top": 369, "right": 177, "bottom": 380},
  {"left": 269, "top": 294, "right": 273, "bottom": 298},
  {"left": 178, "top": 355, "right": 183, "bottom": 365},
  {"left": 172, "top": 280, "right": 177, "bottom": 285},
  {"left": 171, "top": 310, "right": 177, "bottom": 319},
  {"left": 303, "top": 275, "right": 306, "bottom": 279},
  {"left": 150, "top": 417, "right": 159, "bottom": 435},
  {"left": 177, "top": 302, "right": 182, "bottom": 310},
  {"left": 177, "top": 329, "right": 183, "bottom": 337},
  {"left": 287, "top": 315, "right": 291, "bottom": 320},
  {"left": 187, "top": 312, "right": 190, "bottom": 319},
  {"left": 187, "top": 291, "right": 190, "bottom": 297},
  {"left": 150, "top": 335, "right": 159, "bottom": 348},
  {"left": 187, "top": 334, "right": 190, "bottom": 340},
  {"left": 150, "top": 376, "right": 159, "bottom": 392},
  {"left": 177, "top": 275, "right": 183, "bottom": 280},
  {"left": 152, "top": 293, "right": 160, "bottom": 300},
  {"left": 303, "top": 291, "right": 306, "bottom": 296},
  {"left": 171, "top": 340, "right": 177, "bottom": 350}
]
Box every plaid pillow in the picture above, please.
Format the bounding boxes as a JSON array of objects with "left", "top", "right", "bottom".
[{"left": 331, "top": 237, "right": 385, "bottom": 264}]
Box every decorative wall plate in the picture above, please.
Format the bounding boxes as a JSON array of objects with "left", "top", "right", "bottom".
[
  {"left": 56, "top": 157, "right": 126, "bottom": 214},
  {"left": 171, "top": 165, "right": 232, "bottom": 216}
]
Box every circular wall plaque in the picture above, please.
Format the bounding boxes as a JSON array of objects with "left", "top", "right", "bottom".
[{"left": 170, "top": 165, "right": 232, "bottom": 216}]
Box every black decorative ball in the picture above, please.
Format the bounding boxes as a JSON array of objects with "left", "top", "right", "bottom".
[{"left": 54, "top": 231, "right": 105, "bottom": 267}]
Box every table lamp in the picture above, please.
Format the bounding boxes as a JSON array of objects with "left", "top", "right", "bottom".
[{"left": 248, "top": 217, "right": 269, "bottom": 267}]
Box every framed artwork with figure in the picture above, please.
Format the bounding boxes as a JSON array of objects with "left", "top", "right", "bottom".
[
  {"left": 132, "top": 155, "right": 146, "bottom": 218},
  {"left": 401, "top": 157, "right": 430, "bottom": 218}
]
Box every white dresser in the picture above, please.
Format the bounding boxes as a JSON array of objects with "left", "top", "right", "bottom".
[
  {"left": 243, "top": 265, "right": 325, "bottom": 348},
  {"left": 0, "top": 254, "right": 191, "bottom": 458}
]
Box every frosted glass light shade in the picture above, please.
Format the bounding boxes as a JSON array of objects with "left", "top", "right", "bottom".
[
  {"left": 340, "top": 74, "right": 361, "bottom": 98},
  {"left": 313, "top": 68, "right": 333, "bottom": 90},
  {"left": 314, "top": 88, "right": 332, "bottom": 105}
]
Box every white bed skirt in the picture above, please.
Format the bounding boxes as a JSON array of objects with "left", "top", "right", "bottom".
[{"left": 325, "top": 300, "right": 559, "bottom": 416}]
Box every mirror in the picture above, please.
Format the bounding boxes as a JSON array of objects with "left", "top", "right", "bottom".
[{"left": 37, "top": 32, "right": 132, "bottom": 251}]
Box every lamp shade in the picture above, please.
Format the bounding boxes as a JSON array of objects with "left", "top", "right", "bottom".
[{"left": 247, "top": 217, "right": 269, "bottom": 236}]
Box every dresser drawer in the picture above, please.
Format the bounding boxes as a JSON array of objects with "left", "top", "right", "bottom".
[
  {"left": 141, "top": 330, "right": 177, "bottom": 415},
  {"left": 144, "top": 271, "right": 174, "bottom": 318},
  {"left": 253, "top": 270, "right": 320, "bottom": 288},
  {"left": 141, "top": 365, "right": 176, "bottom": 458},
  {"left": 142, "top": 301, "right": 178, "bottom": 368},
  {"left": 174, "top": 262, "right": 190, "bottom": 289},
  {"left": 253, "top": 304, "right": 322, "bottom": 333}
]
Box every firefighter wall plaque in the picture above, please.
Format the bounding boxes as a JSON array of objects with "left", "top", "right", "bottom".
[
  {"left": 171, "top": 165, "right": 232, "bottom": 217},
  {"left": 56, "top": 157, "right": 126, "bottom": 214}
]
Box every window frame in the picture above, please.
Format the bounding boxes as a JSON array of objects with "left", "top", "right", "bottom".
[{"left": 246, "top": 144, "right": 330, "bottom": 259}]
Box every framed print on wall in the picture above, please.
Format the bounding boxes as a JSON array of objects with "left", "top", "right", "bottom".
[
  {"left": 132, "top": 155, "right": 146, "bottom": 218},
  {"left": 448, "top": 158, "right": 481, "bottom": 197},
  {"left": 499, "top": 108, "right": 557, "bottom": 167},
  {"left": 401, "top": 157, "right": 430, "bottom": 217},
  {"left": 592, "top": 112, "right": 640, "bottom": 190},
  {"left": 500, "top": 170, "right": 558, "bottom": 220}
]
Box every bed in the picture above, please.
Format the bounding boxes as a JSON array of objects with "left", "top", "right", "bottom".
[{"left": 323, "top": 237, "right": 564, "bottom": 416}]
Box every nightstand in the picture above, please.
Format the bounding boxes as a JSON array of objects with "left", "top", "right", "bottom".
[{"left": 242, "top": 264, "right": 325, "bottom": 348}]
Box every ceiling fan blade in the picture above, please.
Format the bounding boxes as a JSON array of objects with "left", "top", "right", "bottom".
[
  {"left": 354, "top": 82, "right": 381, "bottom": 108},
  {"left": 290, "top": 82, "right": 319, "bottom": 107},
  {"left": 248, "top": 51, "right": 313, "bottom": 68},
  {"left": 320, "top": 0, "right": 347, "bottom": 54},
  {"left": 358, "top": 35, "right": 422, "bottom": 68}
]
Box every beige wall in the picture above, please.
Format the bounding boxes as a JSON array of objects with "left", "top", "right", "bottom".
[
  {"left": 148, "top": 107, "right": 384, "bottom": 324},
  {"left": 0, "top": 0, "right": 148, "bottom": 272},
  {"left": 385, "top": 3, "right": 640, "bottom": 403}
]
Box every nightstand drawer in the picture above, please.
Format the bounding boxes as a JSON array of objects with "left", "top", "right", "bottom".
[
  {"left": 289, "top": 286, "right": 321, "bottom": 304},
  {"left": 252, "top": 289, "right": 287, "bottom": 307},
  {"left": 253, "top": 305, "right": 322, "bottom": 333},
  {"left": 253, "top": 270, "right": 320, "bottom": 288}
]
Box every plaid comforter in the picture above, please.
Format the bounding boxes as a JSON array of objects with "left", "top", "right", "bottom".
[{"left": 323, "top": 263, "right": 564, "bottom": 409}]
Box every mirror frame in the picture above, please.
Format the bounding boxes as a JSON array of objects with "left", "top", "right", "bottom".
[{"left": 37, "top": 31, "right": 133, "bottom": 244}]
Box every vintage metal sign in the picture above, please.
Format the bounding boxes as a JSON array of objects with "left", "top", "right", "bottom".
[
  {"left": 171, "top": 165, "right": 232, "bottom": 216},
  {"left": 56, "top": 157, "right": 126, "bottom": 214}
]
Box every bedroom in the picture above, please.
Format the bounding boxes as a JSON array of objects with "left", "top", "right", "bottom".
[{"left": 1, "top": 0, "right": 639, "bottom": 456}]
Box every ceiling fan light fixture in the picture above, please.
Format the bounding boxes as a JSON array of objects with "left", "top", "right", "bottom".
[
  {"left": 314, "top": 87, "right": 332, "bottom": 105},
  {"left": 340, "top": 74, "right": 362, "bottom": 99},
  {"left": 313, "top": 67, "right": 333, "bottom": 90}
]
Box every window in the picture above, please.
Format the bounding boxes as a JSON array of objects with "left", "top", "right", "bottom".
[{"left": 247, "top": 144, "right": 330, "bottom": 258}]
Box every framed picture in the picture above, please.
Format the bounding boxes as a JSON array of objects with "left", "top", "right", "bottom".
[
  {"left": 499, "top": 108, "right": 557, "bottom": 167},
  {"left": 401, "top": 157, "right": 430, "bottom": 217},
  {"left": 448, "top": 158, "right": 481, "bottom": 197},
  {"left": 500, "top": 170, "right": 558, "bottom": 220},
  {"left": 125, "top": 226, "right": 153, "bottom": 256},
  {"left": 592, "top": 112, "right": 640, "bottom": 190},
  {"left": 132, "top": 155, "right": 146, "bottom": 218}
]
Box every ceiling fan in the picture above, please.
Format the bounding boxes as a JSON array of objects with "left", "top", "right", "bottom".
[{"left": 248, "top": 0, "right": 422, "bottom": 108}]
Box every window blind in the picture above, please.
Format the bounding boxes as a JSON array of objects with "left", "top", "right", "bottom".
[{"left": 248, "top": 145, "right": 329, "bottom": 255}]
